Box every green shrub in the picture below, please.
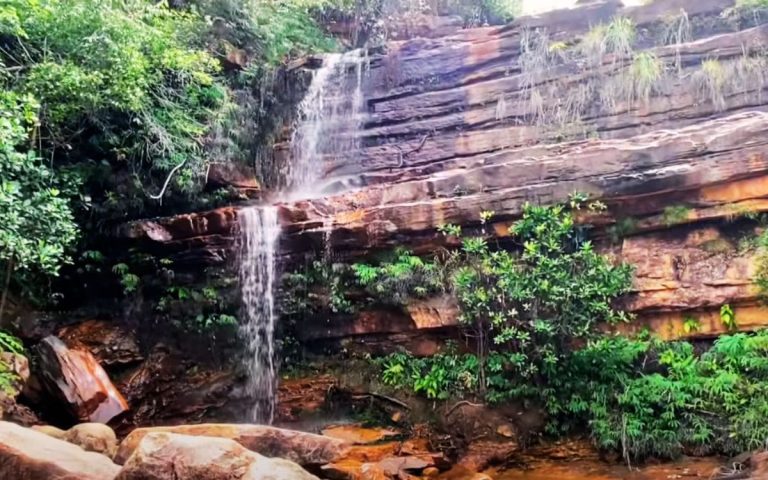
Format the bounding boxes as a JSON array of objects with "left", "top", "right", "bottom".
[
  {"left": 661, "top": 205, "right": 692, "bottom": 226},
  {"left": 375, "top": 329, "right": 768, "bottom": 460},
  {"left": 0, "top": 330, "right": 23, "bottom": 395},
  {"left": 0, "top": 92, "right": 78, "bottom": 319},
  {"left": 445, "top": 200, "right": 633, "bottom": 397},
  {"left": 352, "top": 249, "right": 445, "bottom": 304}
]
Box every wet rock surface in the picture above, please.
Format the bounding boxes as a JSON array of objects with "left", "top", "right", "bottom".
[
  {"left": 35, "top": 335, "right": 129, "bottom": 423},
  {"left": 115, "top": 0, "right": 768, "bottom": 354},
  {"left": 57, "top": 320, "right": 143, "bottom": 367}
]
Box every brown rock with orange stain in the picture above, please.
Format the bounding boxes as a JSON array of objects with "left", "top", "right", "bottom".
[
  {"left": 321, "top": 425, "right": 400, "bottom": 444},
  {"left": 58, "top": 320, "right": 142, "bottom": 367},
  {"left": 114, "top": 423, "right": 350, "bottom": 466},
  {"left": 458, "top": 440, "right": 519, "bottom": 473},
  {"left": 615, "top": 224, "right": 768, "bottom": 340},
  {"left": 206, "top": 162, "right": 260, "bottom": 196},
  {"left": 36, "top": 336, "right": 128, "bottom": 424},
  {"left": 277, "top": 375, "right": 337, "bottom": 422}
]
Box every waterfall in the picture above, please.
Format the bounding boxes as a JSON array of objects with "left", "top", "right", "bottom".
[
  {"left": 286, "top": 49, "right": 369, "bottom": 199},
  {"left": 238, "top": 49, "right": 368, "bottom": 424},
  {"left": 238, "top": 206, "right": 280, "bottom": 424}
]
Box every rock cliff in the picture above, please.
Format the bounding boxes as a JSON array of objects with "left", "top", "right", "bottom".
[{"left": 121, "top": 0, "right": 768, "bottom": 352}]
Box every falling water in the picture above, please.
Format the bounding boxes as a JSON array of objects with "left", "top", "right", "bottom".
[
  {"left": 286, "top": 49, "right": 369, "bottom": 199},
  {"left": 238, "top": 50, "right": 368, "bottom": 424},
  {"left": 238, "top": 206, "right": 280, "bottom": 423}
]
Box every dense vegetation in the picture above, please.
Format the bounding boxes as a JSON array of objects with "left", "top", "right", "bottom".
[
  {"left": 0, "top": 0, "right": 522, "bottom": 400},
  {"left": 282, "top": 199, "right": 768, "bottom": 461}
]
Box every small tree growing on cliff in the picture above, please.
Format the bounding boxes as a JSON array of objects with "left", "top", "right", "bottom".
[
  {"left": 0, "top": 93, "right": 78, "bottom": 322},
  {"left": 444, "top": 198, "right": 634, "bottom": 400}
]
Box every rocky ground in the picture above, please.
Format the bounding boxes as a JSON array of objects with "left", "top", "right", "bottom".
[{"left": 1, "top": 419, "right": 766, "bottom": 479}]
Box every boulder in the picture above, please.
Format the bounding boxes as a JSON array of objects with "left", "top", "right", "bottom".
[
  {"left": 750, "top": 451, "right": 768, "bottom": 479},
  {"left": 32, "top": 424, "right": 67, "bottom": 440},
  {"left": 115, "top": 432, "right": 318, "bottom": 480},
  {"left": 115, "top": 423, "right": 350, "bottom": 466},
  {"left": 0, "top": 420, "right": 120, "bottom": 480},
  {"left": 35, "top": 335, "right": 129, "bottom": 423},
  {"left": 64, "top": 423, "right": 118, "bottom": 457}
]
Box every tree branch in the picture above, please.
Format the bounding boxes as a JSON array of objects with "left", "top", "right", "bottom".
[{"left": 148, "top": 158, "right": 188, "bottom": 203}]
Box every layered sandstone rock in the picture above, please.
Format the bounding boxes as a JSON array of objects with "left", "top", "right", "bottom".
[
  {"left": 116, "top": 432, "right": 318, "bottom": 480},
  {"left": 116, "top": 0, "right": 768, "bottom": 349},
  {"left": 114, "top": 423, "right": 350, "bottom": 466},
  {"left": 0, "top": 421, "right": 120, "bottom": 480},
  {"left": 35, "top": 335, "right": 129, "bottom": 423}
]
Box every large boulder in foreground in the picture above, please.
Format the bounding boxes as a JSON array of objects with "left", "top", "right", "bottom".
[
  {"left": 116, "top": 432, "right": 318, "bottom": 480},
  {"left": 115, "top": 423, "right": 350, "bottom": 466},
  {"left": 0, "top": 420, "right": 120, "bottom": 480},
  {"left": 36, "top": 335, "right": 129, "bottom": 423}
]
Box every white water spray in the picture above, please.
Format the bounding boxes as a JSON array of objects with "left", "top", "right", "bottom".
[{"left": 238, "top": 50, "right": 368, "bottom": 424}]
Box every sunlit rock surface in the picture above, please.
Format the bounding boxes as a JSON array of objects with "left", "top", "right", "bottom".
[
  {"left": 0, "top": 421, "right": 121, "bottom": 480},
  {"left": 114, "top": 423, "right": 350, "bottom": 466},
  {"left": 116, "top": 432, "right": 318, "bottom": 480}
]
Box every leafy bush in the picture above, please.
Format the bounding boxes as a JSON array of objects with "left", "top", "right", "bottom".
[
  {"left": 378, "top": 350, "right": 481, "bottom": 399},
  {"left": 445, "top": 200, "right": 633, "bottom": 396},
  {"left": 0, "top": 92, "right": 78, "bottom": 319},
  {"left": 0, "top": 330, "right": 23, "bottom": 395},
  {"left": 191, "top": 0, "right": 337, "bottom": 64},
  {"left": 352, "top": 249, "right": 445, "bottom": 304},
  {"left": 576, "top": 331, "right": 768, "bottom": 458},
  {"left": 376, "top": 329, "right": 768, "bottom": 460},
  {"left": 2, "top": 0, "right": 228, "bottom": 207}
]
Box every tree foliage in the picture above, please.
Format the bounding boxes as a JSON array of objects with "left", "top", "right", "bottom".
[
  {"left": 0, "top": 93, "right": 78, "bottom": 276},
  {"left": 444, "top": 200, "right": 633, "bottom": 395}
]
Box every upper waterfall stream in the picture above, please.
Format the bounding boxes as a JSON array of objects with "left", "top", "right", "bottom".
[{"left": 238, "top": 50, "right": 368, "bottom": 423}]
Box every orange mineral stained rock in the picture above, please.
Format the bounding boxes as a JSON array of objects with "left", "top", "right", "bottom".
[{"left": 36, "top": 335, "right": 129, "bottom": 424}]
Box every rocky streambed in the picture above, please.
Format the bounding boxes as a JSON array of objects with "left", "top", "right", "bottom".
[{"left": 0, "top": 419, "right": 762, "bottom": 480}]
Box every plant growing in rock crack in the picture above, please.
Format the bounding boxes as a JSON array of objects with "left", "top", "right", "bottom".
[
  {"left": 661, "top": 205, "right": 692, "bottom": 226},
  {"left": 607, "top": 217, "right": 638, "bottom": 244},
  {"left": 660, "top": 9, "right": 692, "bottom": 74},
  {"left": 626, "top": 52, "right": 665, "bottom": 105},
  {"left": 581, "top": 17, "right": 636, "bottom": 66},
  {"left": 0, "top": 330, "right": 23, "bottom": 395},
  {"left": 352, "top": 249, "right": 445, "bottom": 305},
  {"left": 693, "top": 59, "right": 728, "bottom": 110}
]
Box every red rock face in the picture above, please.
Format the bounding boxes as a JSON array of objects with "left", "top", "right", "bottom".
[
  {"left": 36, "top": 336, "right": 129, "bottom": 424},
  {"left": 115, "top": 0, "right": 768, "bottom": 350}
]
